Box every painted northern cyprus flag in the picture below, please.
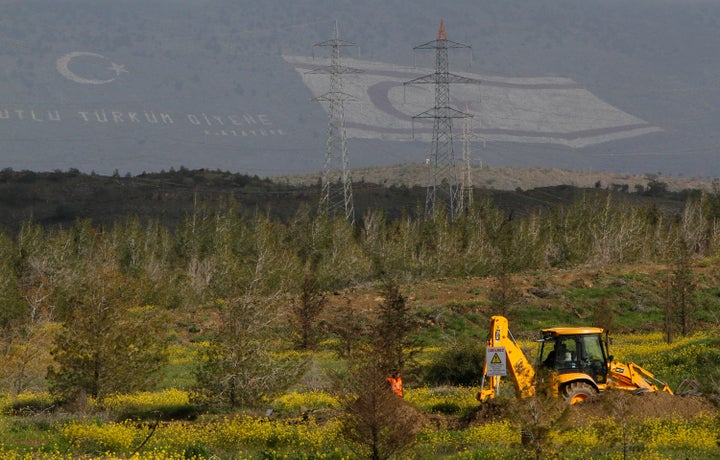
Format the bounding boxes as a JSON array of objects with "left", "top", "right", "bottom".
[{"left": 285, "top": 55, "right": 660, "bottom": 148}]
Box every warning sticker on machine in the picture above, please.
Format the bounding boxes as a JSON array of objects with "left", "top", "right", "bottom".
[{"left": 486, "top": 346, "right": 507, "bottom": 377}]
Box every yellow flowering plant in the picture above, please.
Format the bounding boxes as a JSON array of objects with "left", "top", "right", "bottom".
[
  {"left": 0, "top": 391, "right": 56, "bottom": 415},
  {"left": 99, "top": 388, "right": 199, "bottom": 421},
  {"left": 59, "top": 418, "right": 140, "bottom": 454},
  {"left": 270, "top": 390, "right": 341, "bottom": 415}
]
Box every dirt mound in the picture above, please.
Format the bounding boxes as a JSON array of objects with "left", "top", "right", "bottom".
[
  {"left": 465, "top": 398, "right": 516, "bottom": 425},
  {"left": 463, "top": 392, "right": 716, "bottom": 429},
  {"left": 562, "top": 391, "right": 717, "bottom": 426}
]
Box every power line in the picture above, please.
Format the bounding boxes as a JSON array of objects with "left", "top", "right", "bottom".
[
  {"left": 308, "top": 20, "right": 361, "bottom": 224},
  {"left": 404, "top": 20, "right": 479, "bottom": 219}
]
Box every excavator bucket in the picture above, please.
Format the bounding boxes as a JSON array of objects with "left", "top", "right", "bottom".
[{"left": 675, "top": 378, "right": 701, "bottom": 396}]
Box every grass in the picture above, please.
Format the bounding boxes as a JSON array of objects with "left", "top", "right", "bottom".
[
  {"left": 564, "top": 284, "right": 629, "bottom": 301},
  {"left": 413, "top": 305, "right": 488, "bottom": 345},
  {"left": 2, "top": 267, "right": 719, "bottom": 458},
  {"left": 615, "top": 332, "right": 720, "bottom": 390},
  {"left": 1, "top": 390, "right": 716, "bottom": 459},
  {"left": 158, "top": 343, "right": 202, "bottom": 390},
  {"left": 509, "top": 306, "right": 581, "bottom": 333}
]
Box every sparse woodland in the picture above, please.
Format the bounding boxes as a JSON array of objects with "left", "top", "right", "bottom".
[
  {"left": 1, "top": 179, "right": 720, "bottom": 458},
  {"left": 1, "top": 184, "right": 718, "bottom": 394}
]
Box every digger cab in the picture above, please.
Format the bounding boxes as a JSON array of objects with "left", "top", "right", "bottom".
[{"left": 539, "top": 327, "right": 610, "bottom": 387}]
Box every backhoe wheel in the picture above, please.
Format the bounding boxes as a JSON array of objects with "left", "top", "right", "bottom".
[{"left": 563, "top": 382, "right": 597, "bottom": 405}]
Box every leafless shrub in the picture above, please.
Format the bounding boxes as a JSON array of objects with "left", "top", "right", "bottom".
[{"left": 339, "top": 351, "right": 427, "bottom": 460}]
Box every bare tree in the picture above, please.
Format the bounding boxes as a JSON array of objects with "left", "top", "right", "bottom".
[
  {"left": 679, "top": 198, "right": 706, "bottom": 255},
  {"left": 671, "top": 239, "right": 696, "bottom": 337},
  {"left": 665, "top": 234, "right": 697, "bottom": 343},
  {"left": 664, "top": 270, "right": 675, "bottom": 345},
  {"left": 602, "top": 390, "right": 638, "bottom": 460},
  {"left": 0, "top": 228, "right": 57, "bottom": 394},
  {"left": 592, "top": 297, "right": 615, "bottom": 332},
  {"left": 487, "top": 271, "right": 521, "bottom": 317},
  {"left": 0, "top": 321, "right": 57, "bottom": 394},
  {"left": 513, "top": 392, "right": 565, "bottom": 460},
  {"left": 290, "top": 273, "right": 327, "bottom": 350},
  {"left": 326, "top": 296, "right": 370, "bottom": 358},
  {"left": 195, "top": 228, "right": 305, "bottom": 408},
  {"left": 48, "top": 261, "right": 170, "bottom": 402},
  {"left": 195, "top": 291, "right": 304, "bottom": 408}
]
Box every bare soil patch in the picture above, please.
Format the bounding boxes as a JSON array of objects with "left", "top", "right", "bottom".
[
  {"left": 462, "top": 391, "right": 716, "bottom": 429},
  {"left": 562, "top": 391, "right": 717, "bottom": 426}
]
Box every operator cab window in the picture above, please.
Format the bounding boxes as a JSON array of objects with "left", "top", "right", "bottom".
[
  {"left": 578, "top": 334, "right": 608, "bottom": 382},
  {"left": 542, "top": 337, "right": 579, "bottom": 370}
]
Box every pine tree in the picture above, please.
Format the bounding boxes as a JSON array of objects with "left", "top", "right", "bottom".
[
  {"left": 374, "top": 279, "right": 415, "bottom": 373},
  {"left": 291, "top": 273, "right": 327, "bottom": 350}
]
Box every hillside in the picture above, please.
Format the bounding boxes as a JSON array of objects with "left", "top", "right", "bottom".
[
  {"left": 279, "top": 163, "right": 716, "bottom": 192},
  {"left": 1, "top": 164, "right": 719, "bottom": 458},
  {"left": 0, "top": 166, "right": 699, "bottom": 232},
  {"left": 2, "top": 1, "right": 720, "bottom": 178}
]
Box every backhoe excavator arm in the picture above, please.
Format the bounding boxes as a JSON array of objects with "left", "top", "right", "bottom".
[
  {"left": 608, "top": 361, "right": 674, "bottom": 395},
  {"left": 478, "top": 315, "right": 536, "bottom": 401}
]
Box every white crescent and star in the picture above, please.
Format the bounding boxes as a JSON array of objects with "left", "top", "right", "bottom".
[{"left": 56, "top": 52, "right": 127, "bottom": 85}]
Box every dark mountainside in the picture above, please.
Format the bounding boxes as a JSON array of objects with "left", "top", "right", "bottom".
[
  {"left": 0, "top": 168, "right": 691, "bottom": 233},
  {"left": 1, "top": 1, "right": 720, "bottom": 178}
]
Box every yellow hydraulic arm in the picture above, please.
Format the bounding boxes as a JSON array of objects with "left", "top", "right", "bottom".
[
  {"left": 478, "top": 315, "right": 536, "bottom": 401},
  {"left": 608, "top": 361, "right": 674, "bottom": 395}
]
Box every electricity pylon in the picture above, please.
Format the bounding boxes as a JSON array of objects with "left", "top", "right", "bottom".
[
  {"left": 404, "top": 20, "right": 480, "bottom": 220},
  {"left": 459, "top": 104, "right": 475, "bottom": 211},
  {"left": 460, "top": 105, "right": 487, "bottom": 212},
  {"left": 308, "top": 21, "right": 360, "bottom": 224}
]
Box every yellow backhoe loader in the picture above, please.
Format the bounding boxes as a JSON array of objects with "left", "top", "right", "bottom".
[{"left": 478, "top": 315, "right": 673, "bottom": 404}]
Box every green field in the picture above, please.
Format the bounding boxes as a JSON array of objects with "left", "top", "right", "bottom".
[{"left": 1, "top": 287, "right": 718, "bottom": 459}]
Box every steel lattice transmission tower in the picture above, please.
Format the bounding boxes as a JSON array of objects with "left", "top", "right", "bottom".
[
  {"left": 404, "top": 20, "right": 480, "bottom": 219},
  {"left": 308, "top": 21, "right": 361, "bottom": 224},
  {"left": 459, "top": 105, "right": 475, "bottom": 211},
  {"left": 458, "top": 103, "right": 485, "bottom": 211}
]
